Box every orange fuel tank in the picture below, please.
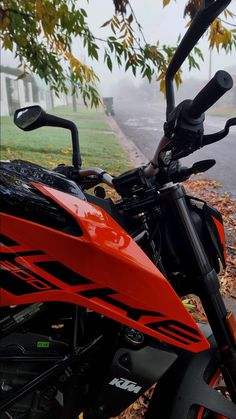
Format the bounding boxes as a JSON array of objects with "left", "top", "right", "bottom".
[{"left": 0, "top": 184, "right": 209, "bottom": 352}]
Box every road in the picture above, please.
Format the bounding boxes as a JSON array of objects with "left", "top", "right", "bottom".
[
  {"left": 113, "top": 98, "right": 236, "bottom": 315},
  {"left": 114, "top": 99, "right": 236, "bottom": 198}
]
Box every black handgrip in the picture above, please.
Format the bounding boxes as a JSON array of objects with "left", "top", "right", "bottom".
[{"left": 188, "top": 70, "right": 233, "bottom": 119}]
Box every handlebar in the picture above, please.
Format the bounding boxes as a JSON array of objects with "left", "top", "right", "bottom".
[
  {"left": 77, "top": 71, "right": 234, "bottom": 186},
  {"left": 166, "top": 0, "right": 231, "bottom": 117},
  {"left": 188, "top": 70, "right": 233, "bottom": 119},
  {"left": 78, "top": 167, "right": 114, "bottom": 188},
  {"left": 54, "top": 165, "right": 115, "bottom": 189}
]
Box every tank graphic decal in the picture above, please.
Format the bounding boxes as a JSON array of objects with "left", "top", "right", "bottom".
[
  {"left": 0, "top": 235, "right": 91, "bottom": 293},
  {"left": 79, "top": 287, "right": 163, "bottom": 321},
  {"left": 0, "top": 243, "right": 57, "bottom": 294},
  {"left": 1, "top": 178, "right": 211, "bottom": 353},
  {"left": 0, "top": 235, "right": 204, "bottom": 352},
  {"left": 35, "top": 261, "right": 91, "bottom": 286}
]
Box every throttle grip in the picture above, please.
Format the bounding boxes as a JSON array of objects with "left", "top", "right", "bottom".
[{"left": 188, "top": 70, "right": 233, "bottom": 119}]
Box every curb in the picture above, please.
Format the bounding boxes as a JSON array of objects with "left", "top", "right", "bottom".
[{"left": 105, "top": 115, "right": 147, "bottom": 167}]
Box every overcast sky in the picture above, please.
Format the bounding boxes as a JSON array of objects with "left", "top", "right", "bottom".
[
  {"left": 2, "top": 0, "right": 236, "bottom": 96},
  {"left": 82, "top": 0, "right": 236, "bottom": 94}
]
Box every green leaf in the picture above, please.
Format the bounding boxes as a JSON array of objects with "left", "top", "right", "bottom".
[
  {"left": 111, "top": 22, "right": 116, "bottom": 34},
  {"left": 125, "top": 60, "right": 131, "bottom": 71},
  {"left": 80, "top": 8, "right": 87, "bottom": 17},
  {"left": 194, "top": 46, "right": 204, "bottom": 61},
  {"left": 132, "top": 65, "right": 136, "bottom": 76},
  {"left": 100, "top": 19, "right": 112, "bottom": 28},
  {"left": 107, "top": 41, "right": 114, "bottom": 53},
  {"left": 117, "top": 56, "right": 122, "bottom": 67},
  {"left": 107, "top": 55, "right": 113, "bottom": 72}
]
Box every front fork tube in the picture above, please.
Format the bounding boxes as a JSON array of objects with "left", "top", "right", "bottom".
[{"left": 160, "top": 183, "right": 236, "bottom": 400}]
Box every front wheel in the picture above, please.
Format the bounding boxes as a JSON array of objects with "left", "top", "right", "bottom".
[
  {"left": 145, "top": 334, "right": 236, "bottom": 419},
  {"left": 188, "top": 361, "right": 229, "bottom": 419}
]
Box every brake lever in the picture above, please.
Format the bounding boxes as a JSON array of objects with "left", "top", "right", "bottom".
[{"left": 203, "top": 117, "right": 236, "bottom": 146}]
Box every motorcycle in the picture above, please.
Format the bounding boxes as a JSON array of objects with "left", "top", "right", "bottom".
[{"left": 1, "top": 0, "right": 236, "bottom": 418}]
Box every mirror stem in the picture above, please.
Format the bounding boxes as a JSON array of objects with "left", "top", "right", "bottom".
[{"left": 44, "top": 114, "right": 81, "bottom": 168}]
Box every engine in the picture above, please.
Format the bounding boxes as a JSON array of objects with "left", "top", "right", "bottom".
[{"left": 0, "top": 329, "right": 69, "bottom": 419}]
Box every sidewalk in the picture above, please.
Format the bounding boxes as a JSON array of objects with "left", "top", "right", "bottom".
[{"left": 105, "top": 115, "right": 146, "bottom": 167}]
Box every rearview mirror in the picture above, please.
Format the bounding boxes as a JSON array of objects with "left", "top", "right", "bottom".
[
  {"left": 14, "top": 105, "right": 82, "bottom": 168},
  {"left": 14, "top": 105, "right": 47, "bottom": 131}
]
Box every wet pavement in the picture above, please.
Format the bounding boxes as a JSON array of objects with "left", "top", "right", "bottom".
[
  {"left": 114, "top": 99, "right": 236, "bottom": 199},
  {"left": 113, "top": 98, "right": 236, "bottom": 315}
]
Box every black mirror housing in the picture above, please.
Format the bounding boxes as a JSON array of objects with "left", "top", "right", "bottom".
[
  {"left": 14, "top": 106, "right": 81, "bottom": 168},
  {"left": 14, "top": 106, "right": 47, "bottom": 131}
]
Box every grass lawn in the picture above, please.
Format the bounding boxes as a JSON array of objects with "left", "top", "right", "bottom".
[{"left": 0, "top": 105, "right": 129, "bottom": 176}]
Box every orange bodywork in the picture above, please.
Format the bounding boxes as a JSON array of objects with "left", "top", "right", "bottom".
[
  {"left": 212, "top": 215, "right": 227, "bottom": 264},
  {"left": 0, "top": 184, "right": 209, "bottom": 352}
]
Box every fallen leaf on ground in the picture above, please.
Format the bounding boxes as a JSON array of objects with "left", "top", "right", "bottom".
[{"left": 114, "top": 177, "right": 236, "bottom": 419}]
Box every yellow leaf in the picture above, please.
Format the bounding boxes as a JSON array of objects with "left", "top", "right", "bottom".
[
  {"left": 157, "top": 71, "right": 165, "bottom": 82},
  {"left": 2, "top": 36, "right": 12, "bottom": 50},
  {"left": 122, "top": 39, "right": 127, "bottom": 49},
  {"left": 42, "top": 16, "right": 57, "bottom": 35},
  {"left": 61, "top": 147, "right": 72, "bottom": 155},
  {"left": 79, "top": 413, "right": 83, "bottom": 419},
  {"left": 128, "top": 35, "right": 134, "bottom": 47},
  {"left": 36, "top": 1, "right": 45, "bottom": 19},
  {"left": 224, "top": 8, "right": 235, "bottom": 19},
  {"left": 174, "top": 69, "right": 182, "bottom": 89},
  {"left": 16, "top": 72, "right": 29, "bottom": 80},
  {"left": 160, "top": 78, "right": 166, "bottom": 94},
  {"left": 113, "top": 15, "right": 120, "bottom": 26},
  {"left": 120, "top": 22, "right": 126, "bottom": 33},
  {"left": 132, "top": 402, "right": 141, "bottom": 410},
  {"left": 59, "top": 3, "right": 68, "bottom": 18},
  {"left": 0, "top": 15, "right": 10, "bottom": 31},
  {"left": 163, "top": 0, "right": 171, "bottom": 7}
]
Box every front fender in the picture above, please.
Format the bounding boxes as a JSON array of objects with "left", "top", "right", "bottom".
[{"left": 146, "top": 324, "right": 236, "bottom": 419}]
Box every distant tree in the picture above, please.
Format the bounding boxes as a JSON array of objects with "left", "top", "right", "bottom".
[{"left": 0, "top": 0, "right": 235, "bottom": 106}]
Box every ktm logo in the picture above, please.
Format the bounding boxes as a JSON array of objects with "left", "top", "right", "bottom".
[{"left": 109, "top": 378, "right": 142, "bottom": 394}]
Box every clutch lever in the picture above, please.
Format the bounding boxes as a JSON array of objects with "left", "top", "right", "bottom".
[{"left": 203, "top": 117, "right": 236, "bottom": 146}]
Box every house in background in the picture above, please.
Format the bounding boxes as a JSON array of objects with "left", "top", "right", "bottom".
[{"left": 0, "top": 66, "right": 68, "bottom": 116}]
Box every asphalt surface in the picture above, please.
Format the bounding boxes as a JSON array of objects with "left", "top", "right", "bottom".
[
  {"left": 114, "top": 99, "right": 236, "bottom": 198},
  {"left": 113, "top": 98, "right": 236, "bottom": 316}
]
